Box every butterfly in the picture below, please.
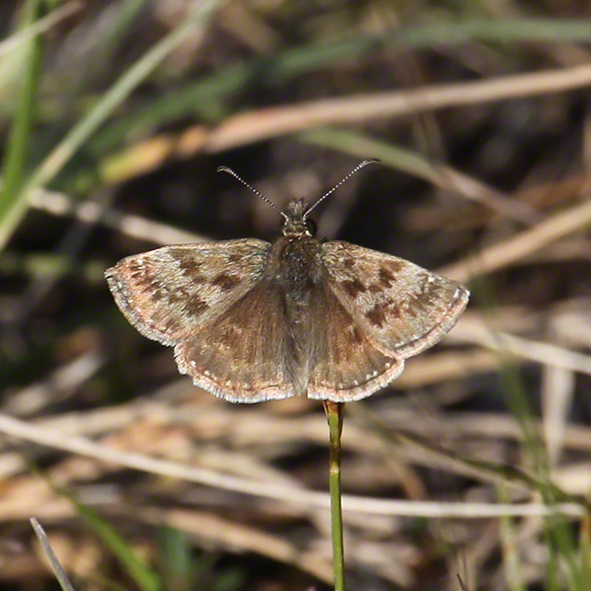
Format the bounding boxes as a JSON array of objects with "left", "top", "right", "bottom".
[{"left": 105, "top": 161, "right": 469, "bottom": 403}]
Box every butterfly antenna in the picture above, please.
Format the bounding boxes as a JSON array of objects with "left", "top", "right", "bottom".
[
  {"left": 304, "top": 159, "right": 380, "bottom": 219},
  {"left": 217, "top": 166, "right": 287, "bottom": 220}
]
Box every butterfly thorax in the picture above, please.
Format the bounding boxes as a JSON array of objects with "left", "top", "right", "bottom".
[
  {"left": 272, "top": 234, "right": 321, "bottom": 302},
  {"left": 272, "top": 198, "right": 321, "bottom": 303}
]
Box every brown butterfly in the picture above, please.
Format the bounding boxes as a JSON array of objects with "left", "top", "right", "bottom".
[{"left": 105, "top": 161, "right": 469, "bottom": 403}]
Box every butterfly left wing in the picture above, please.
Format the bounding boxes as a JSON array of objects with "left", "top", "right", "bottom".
[{"left": 320, "top": 241, "right": 469, "bottom": 359}]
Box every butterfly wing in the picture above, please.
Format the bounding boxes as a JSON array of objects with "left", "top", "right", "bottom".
[
  {"left": 174, "top": 279, "right": 304, "bottom": 403},
  {"left": 320, "top": 241, "right": 469, "bottom": 358},
  {"left": 105, "top": 239, "right": 271, "bottom": 346},
  {"left": 307, "top": 280, "right": 404, "bottom": 402}
]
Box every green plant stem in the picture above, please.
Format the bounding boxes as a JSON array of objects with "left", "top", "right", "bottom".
[{"left": 324, "top": 400, "right": 346, "bottom": 591}]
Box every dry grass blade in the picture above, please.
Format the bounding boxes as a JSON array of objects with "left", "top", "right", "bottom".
[
  {"left": 301, "top": 128, "right": 541, "bottom": 224},
  {"left": 457, "top": 573, "right": 469, "bottom": 591},
  {"left": 28, "top": 186, "right": 208, "bottom": 245},
  {"left": 198, "top": 62, "right": 591, "bottom": 152},
  {"left": 440, "top": 196, "right": 591, "bottom": 281},
  {"left": 450, "top": 317, "right": 591, "bottom": 376},
  {"left": 0, "top": 413, "right": 584, "bottom": 519},
  {"left": 140, "top": 506, "right": 334, "bottom": 585},
  {"left": 30, "top": 517, "right": 77, "bottom": 591},
  {"left": 97, "top": 62, "right": 591, "bottom": 184},
  {"left": 3, "top": 350, "right": 104, "bottom": 417}
]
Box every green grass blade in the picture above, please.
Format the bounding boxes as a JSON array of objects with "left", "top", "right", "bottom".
[
  {"left": 0, "top": 0, "right": 222, "bottom": 252},
  {"left": 477, "top": 280, "right": 587, "bottom": 591},
  {"left": 72, "top": 499, "right": 163, "bottom": 591},
  {"left": 497, "top": 486, "right": 526, "bottom": 591},
  {"left": 579, "top": 523, "right": 591, "bottom": 589},
  {"left": 300, "top": 127, "right": 436, "bottom": 180},
  {"left": 158, "top": 526, "right": 193, "bottom": 591},
  {"left": 28, "top": 463, "right": 161, "bottom": 591},
  {"left": 0, "top": 0, "right": 45, "bottom": 234}
]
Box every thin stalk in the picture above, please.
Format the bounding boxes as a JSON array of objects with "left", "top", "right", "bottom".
[{"left": 324, "top": 400, "right": 346, "bottom": 591}]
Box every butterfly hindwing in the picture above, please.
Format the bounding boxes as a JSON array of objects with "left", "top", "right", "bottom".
[
  {"left": 307, "top": 279, "right": 404, "bottom": 402},
  {"left": 174, "top": 279, "right": 303, "bottom": 402}
]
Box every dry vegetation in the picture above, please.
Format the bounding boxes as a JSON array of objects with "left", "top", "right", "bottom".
[{"left": 1, "top": 1, "right": 591, "bottom": 590}]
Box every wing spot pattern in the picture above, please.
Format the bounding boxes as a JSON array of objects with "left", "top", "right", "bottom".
[
  {"left": 168, "top": 290, "right": 189, "bottom": 304},
  {"left": 177, "top": 258, "right": 204, "bottom": 277},
  {"left": 341, "top": 278, "right": 367, "bottom": 299},
  {"left": 151, "top": 287, "right": 167, "bottom": 301},
  {"left": 378, "top": 267, "right": 396, "bottom": 287},
  {"left": 389, "top": 304, "right": 402, "bottom": 319},
  {"left": 182, "top": 297, "right": 209, "bottom": 318},
  {"left": 212, "top": 272, "right": 241, "bottom": 291},
  {"left": 366, "top": 304, "right": 386, "bottom": 327},
  {"left": 402, "top": 302, "right": 418, "bottom": 317}
]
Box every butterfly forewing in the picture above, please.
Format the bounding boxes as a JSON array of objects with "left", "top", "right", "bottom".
[
  {"left": 320, "top": 242, "right": 469, "bottom": 359},
  {"left": 174, "top": 279, "right": 302, "bottom": 402},
  {"left": 307, "top": 280, "right": 404, "bottom": 402},
  {"left": 105, "top": 239, "right": 271, "bottom": 345}
]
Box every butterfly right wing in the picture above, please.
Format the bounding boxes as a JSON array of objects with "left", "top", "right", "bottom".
[{"left": 105, "top": 239, "right": 271, "bottom": 346}]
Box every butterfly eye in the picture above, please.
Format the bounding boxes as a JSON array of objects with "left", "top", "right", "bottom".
[{"left": 305, "top": 218, "right": 317, "bottom": 236}]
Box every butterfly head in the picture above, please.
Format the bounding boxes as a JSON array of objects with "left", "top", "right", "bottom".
[{"left": 282, "top": 198, "right": 316, "bottom": 237}]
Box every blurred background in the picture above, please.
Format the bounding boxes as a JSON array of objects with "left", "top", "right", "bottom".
[{"left": 1, "top": 1, "right": 591, "bottom": 590}]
